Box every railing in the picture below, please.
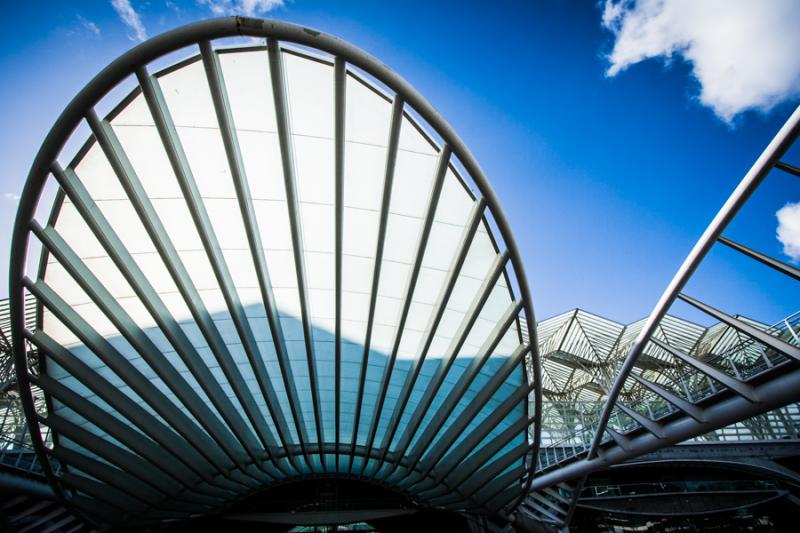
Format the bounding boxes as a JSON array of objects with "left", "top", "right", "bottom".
[
  {"left": 536, "top": 312, "right": 800, "bottom": 471},
  {"left": 582, "top": 478, "right": 780, "bottom": 499}
]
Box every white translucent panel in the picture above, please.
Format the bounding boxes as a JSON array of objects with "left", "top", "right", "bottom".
[
  {"left": 223, "top": 249, "right": 260, "bottom": 290},
  {"left": 178, "top": 250, "right": 219, "bottom": 291},
  {"left": 434, "top": 170, "right": 474, "bottom": 226},
  {"left": 51, "top": 201, "right": 106, "bottom": 259},
  {"left": 175, "top": 127, "right": 238, "bottom": 199},
  {"left": 376, "top": 261, "right": 409, "bottom": 301},
  {"left": 238, "top": 131, "right": 285, "bottom": 201},
  {"left": 342, "top": 207, "right": 379, "bottom": 258},
  {"left": 422, "top": 220, "right": 465, "bottom": 272},
  {"left": 204, "top": 198, "right": 251, "bottom": 250},
  {"left": 218, "top": 49, "right": 277, "bottom": 132},
  {"left": 82, "top": 256, "right": 138, "bottom": 303},
  {"left": 305, "top": 251, "right": 335, "bottom": 291},
  {"left": 112, "top": 91, "right": 155, "bottom": 126},
  {"left": 446, "top": 273, "right": 484, "bottom": 314},
  {"left": 112, "top": 125, "right": 183, "bottom": 199},
  {"left": 391, "top": 140, "right": 438, "bottom": 219},
  {"left": 131, "top": 253, "right": 182, "bottom": 302},
  {"left": 300, "top": 203, "right": 334, "bottom": 253},
  {"left": 461, "top": 228, "right": 497, "bottom": 281},
  {"left": 343, "top": 143, "right": 387, "bottom": 211},
  {"left": 43, "top": 260, "right": 92, "bottom": 307},
  {"left": 264, "top": 249, "right": 299, "bottom": 288},
  {"left": 151, "top": 198, "right": 203, "bottom": 251},
  {"left": 398, "top": 114, "right": 437, "bottom": 155},
  {"left": 283, "top": 51, "right": 334, "bottom": 139},
  {"left": 94, "top": 201, "right": 157, "bottom": 256},
  {"left": 36, "top": 47, "right": 528, "bottom": 498},
  {"left": 345, "top": 75, "right": 392, "bottom": 145},
  {"left": 295, "top": 136, "right": 335, "bottom": 204},
  {"left": 157, "top": 58, "right": 217, "bottom": 129},
  {"left": 73, "top": 143, "right": 127, "bottom": 201}
]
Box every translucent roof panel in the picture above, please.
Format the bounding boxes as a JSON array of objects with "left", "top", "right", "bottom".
[{"left": 17, "top": 36, "right": 536, "bottom": 525}]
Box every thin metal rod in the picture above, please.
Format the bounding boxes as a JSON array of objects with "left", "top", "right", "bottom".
[
  {"left": 361, "top": 144, "right": 452, "bottom": 473},
  {"left": 334, "top": 56, "right": 346, "bottom": 471},
  {"left": 419, "top": 414, "right": 533, "bottom": 498},
  {"left": 375, "top": 198, "right": 486, "bottom": 477},
  {"left": 9, "top": 17, "right": 542, "bottom": 517},
  {"left": 402, "top": 371, "right": 536, "bottom": 490},
  {"left": 48, "top": 163, "right": 258, "bottom": 475},
  {"left": 32, "top": 221, "right": 252, "bottom": 482},
  {"left": 678, "top": 293, "right": 800, "bottom": 362},
  {"left": 651, "top": 337, "right": 758, "bottom": 401},
  {"left": 34, "top": 371, "right": 238, "bottom": 497},
  {"left": 85, "top": 110, "right": 275, "bottom": 470},
  {"left": 615, "top": 403, "right": 666, "bottom": 439},
  {"left": 630, "top": 372, "right": 706, "bottom": 423},
  {"left": 776, "top": 161, "right": 800, "bottom": 177},
  {"left": 390, "top": 251, "right": 511, "bottom": 477},
  {"left": 718, "top": 236, "right": 800, "bottom": 281},
  {"left": 268, "top": 38, "right": 325, "bottom": 468},
  {"left": 405, "top": 300, "right": 523, "bottom": 478},
  {"left": 409, "top": 341, "right": 530, "bottom": 487},
  {"left": 349, "top": 95, "right": 405, "bottom": 475},
  {"left": 23, "top": 279, "right": 244, "bottom": 491},
  {"left": 200, "top": 43, "right": 308, "bottom": 474}
]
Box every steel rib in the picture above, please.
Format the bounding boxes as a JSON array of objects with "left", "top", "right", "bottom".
[
  {"left": 268, "top": 38, "right": 326, "bottom": 469},
  {"left": 360, "top": 144, "right": 452, "bottom": 476}
]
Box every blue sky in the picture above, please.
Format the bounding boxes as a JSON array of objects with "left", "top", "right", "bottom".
[{"left": 1, "top": 0, "right": 798, "bottom": 325}]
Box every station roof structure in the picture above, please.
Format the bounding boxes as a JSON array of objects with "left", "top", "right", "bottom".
[
  {"left": 5, "top": 16, "right": 800, "bottom": 533},
  {"left": 6, "top": 17, "right": 540, "bottom": 527}
]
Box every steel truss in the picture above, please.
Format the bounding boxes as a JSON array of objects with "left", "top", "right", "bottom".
[{"left": 517, "top": 105, "right": 800, "bottom": 530}]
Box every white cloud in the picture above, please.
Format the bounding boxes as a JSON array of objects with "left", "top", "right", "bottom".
[
  {"left": 198, "top": 0, "right": 284, "bottom": 17},
  {"left": 4, "top": 192, "right": 20, "bottom": 202},
  {"left": 77, "top": 15, "right": 101, "bottom": 36},
  {"left": 111, "top": 0, "right": 147, "bottom": 42},
  {"left": 602, "top": 0, "right": 800, "bottom": 122},
  {"left": 777, "top": 202, "right": 800, "bottom": 263}
]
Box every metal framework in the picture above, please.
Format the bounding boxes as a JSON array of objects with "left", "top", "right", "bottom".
[
  {"left": 516, "top": 105, "right": 800, "bottom": 529},
  {"left": 8, "top": 17, "right": 541, "bottom": 528}
]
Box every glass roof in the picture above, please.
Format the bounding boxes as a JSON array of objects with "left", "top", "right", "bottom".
[{"left": 20, "top": 41, "right": 534, "bottom": 523}]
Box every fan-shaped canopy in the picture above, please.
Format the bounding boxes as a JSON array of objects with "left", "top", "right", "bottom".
[{"left": 10, "top": 18, "right": 540, "bottom": 526}]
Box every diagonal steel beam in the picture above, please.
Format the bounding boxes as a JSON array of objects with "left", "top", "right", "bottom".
[
  {"left": 404, "top": 300, "right": 523, "bottom": 479},
  {"left": 136, "top": 60, "right": 294, "bottom": 473},
  {"left": 333, "top": 56, "right": 346, "bottom": 471},
  {"left": 48, "top": 163, "right": 261, "bottom": 475},
  {"left": 418, "top": 414, "right": 534, "bottom": 499},
  {"left": 678, "top": 293, "right": 800, "bottom": 362},
  {"left": 84, "top": 109, "right": 277, "bottom": 471},
  {"left": 375, "top": 198, "right": 487, "bottom": 477},
  {"left": 650, "top": 337, "right": 758, "bottom": 401},
  {"left": 389, "top": 250, "right": 511, "bottom": 479},
  {"left": 776, "top": 161, "right": 800, "bottom": 177},
  {"left": 32, "top": 221, "right": 257, "bottom": 484},
  {"left": 361, "top": 145, "right": 453, "bottom": 476},
  {"left": 34, "top": 371, "right": 241, "bottom": 497},
  {"left": 408, "top": 337, "right": 528, "bottom": 488},
  {"left": 629, "top": 371, "right": 706, "bottom": 423},
  {"left": 194, "top": 45, "right": 307, "bottom": 475},
  {"left": 268, "top": 38, "right": 326, "bottom": 469},
  {"left": 347, "top": 95, "right": 405, "bottom": 476},
  {"left": 24, "top": 279, "right": 245, "bottom": 492},
  {"left": 718, "top": 236, "right": 800, "bottom": 281}
]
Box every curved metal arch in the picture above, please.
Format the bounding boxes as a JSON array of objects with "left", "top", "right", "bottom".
[{"left": 10, "top": 16, "right": 542, "bottom": 522}]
